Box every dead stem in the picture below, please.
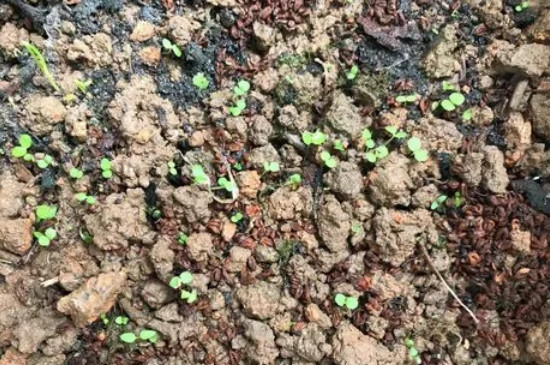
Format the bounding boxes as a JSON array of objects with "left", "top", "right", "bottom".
[{"left": 419, "top": 243, "right": 480, "bottom": 326}]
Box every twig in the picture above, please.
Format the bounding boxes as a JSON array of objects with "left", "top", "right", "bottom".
[
  {"left": 41, "top": 276, "right": 59, "bottom": 287},
  {"left": 419, "top": 243, "right": 480, "bottom": 325}
]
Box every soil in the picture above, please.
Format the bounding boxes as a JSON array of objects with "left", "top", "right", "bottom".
[{"left": 1, "top": 0, "right": 550, "bottom": 364}]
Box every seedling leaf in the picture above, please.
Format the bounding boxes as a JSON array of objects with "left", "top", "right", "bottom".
[
  {"left": 440, "top": 100, "right": 456, "bottom": 112},
  {"left": 139, "top": 329, "right": 157, "bottom": 342},
  {"left": 120, "top": 332, "right": 137, "bottom": 343},
  {"left": 19, "top": 134, "right": 32, "bottom": 149},
  {"left": 365, "top": 152, "right": 377, "bottom": 163},
  {"left": 11, "top": 146, "right": 27, "bottom": 158},
  {"left": 36, "top": 205, "right": 57, "bottom": 220},
  {"left": 169, "top": 277, "right": 181, "bottom": 289},
  {"left": 414, "top": 149, "right": 429, "bottom": 162},
  {"left": 345, "top": 297, "right": 359, "bottom": 310},
  {"left": 100, "top": 158, "right": 111, "bottom": 170},
  {"left": 335, "top": 293, "right": 346, "bottom": 306},
  {"left": 407, "top": 137, "right": 422, "bottom": 152},
  {"left": 44, "top": 227, "right": 57, "bottom": 240},
  {"left": 180, "top": 271, "right": 193, "bottom": 284},
  {"left": 449, "top": 92, "right": 465, "bottom": 106}
]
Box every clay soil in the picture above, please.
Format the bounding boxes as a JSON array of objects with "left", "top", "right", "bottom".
[{"left": 1, "top": 0, "right": 550, "bottom": 364}]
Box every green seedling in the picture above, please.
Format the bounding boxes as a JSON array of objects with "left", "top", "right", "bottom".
[
  {"left": 76, "top": 79, "right": 92, "bottom": 94},
  {"left": 151, "top": 209, "right": 162, "bottom": 220},
  {"left": 320, "top": 151, "right": 337, "bottom": 168},
  {"left": 69, "top": 167, "right": 84, "bottom": 179},
  {"left": 229, "top": 99, "right": 246, "bottom": 116},
  {"left": 22, "top": 42, "right": 60, "bottom": 92},
  {"left": 75, "top": 193, "right": 96, "bottom": 205},
  {"left": 193, "top": 73, "right": 209, "bottom": 90},
  {"left": 11, "top": 134, "right": 34, "bottom": 161},
  {"left": 217, "top": 177, "right": 236, "bottom": 192},
  {"left": 462, "top": 109, "right": 473, "bottom": 122},
  {"left": 168, "top": 161, "right": 177, "bottom": 176},
  {"left": 407, "top": 137, "right": 429, "bottom": 162},
  {"left": 395, "top": 94, "right": 418, "bottom": 104},
  {"left": 434, "top": 92, "right": 466, "bottom": 112},
  {"left": 34, "top": 227, "right": 57, "bottom": 247},
  {"left": 515, "top": 1, "right": 529, "bottom": 11},
  {"left": 169, "top": 271, "right": 194, "bottom": 289},
  {"left": 385, "top": 126, "right": 408, "bottom": 140},
  {"left": 191, "top": 164, "right": 209, "bottom": 185},
  {"left": 100, "top": 313, "right": 110, "bottom": 326},
  {"left": 346, "top": 65, "right": 359, "bottom": 80},
  {"left": 263, "top": 161, "right": 280, "bottom": 173},
  {"left": 453, "top": 191, "right": 463, "bottom": 208},
  {"left": 286, "top": 173, "right": 302, "bottom": 186},
  {"left": 365, "top": 145, "right": 388, "bottom": 164},
  {"left": 233, "top": 162, "right": 243, "bottom": 171},
  {"left": 231, "top": 212, "right": 243, "bottom": 223},
  {"left": 161, "top": 38, "right": 182, "bottom": 57},
  {"left": 430, "top": 195, "right": 448, "bottom": 211},
  {"left": 302, "top": 130, "right": 326, "bottom": 146},
  {"left": 405, "top": 338, "right": 422, "bottom": 364},
  {"left": 233, "top": 80, "right": 250, "bottom": 96},
  {"left": 79, "top": 227, "right": 93, "bottom": 244},
  {"left": 115, "top": 316, "right": 129, "bottom": 325},
  {"left": 36, "top": 204, "right": 57, "bottom": 221},
  {"left": 361, "top": 129, "right": 376, "bottom": 149},
  {"left": 351, "top": 221, "right": 363, "bottom": 235},
  {"left": 177, "top": 232, "right": 188, "bottom": 245},
  {"left": 36, "top": 154, "right": 54, "bottom": 169},
  {"left": 334, "top": 293, "right": 359, "bottom": 310},
  {"left": 139, "top": 329, "right": 158, "bottom": 343},
  {"left": 120, "top": 332, "right": 137, "bottom": 344},
  {"left": 180, "top": 289, "right": 198, "bottom": 303},
  {"left": 333, "top": 140, "right": 346, "bottom": 151},
  {"left": 442, "top": 80, "right": 456, "bottom": 91},
  {"left": 100, "top": 158, "right": 113, "bottom": 179}
]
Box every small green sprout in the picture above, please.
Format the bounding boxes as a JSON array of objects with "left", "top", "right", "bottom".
[
  {"left": 302, "top": 130, "right": 326, "bottom": 146},
  {"left": 334, "top": 293, "right": 359, "bottom": 310},
  {"left": 395, "top": 94, "right": 418, "bottom": 104},
  {"left": 177, "top": 232, "right": 188, "bottom": 245},
  {"left": 161, "top": 38, "right": 182, "bottom": 57},
  {"left": 167, "top": 161, "right": 177, "bottom": 176},
  {"left": 34, "top": 227, "right": 57, "bottom": 247},
  {"left": 233, "top": 162, "right": 243, "bottom": 171},
  {"left": 437, "top": 92, "right": 465, "bottom": 112},
  {"left": 192, "top": 73, "right": 209, "bottom": 90},
  {"left": 461, "top": 109, "right": 473, "bottom": 121},
  {"left": 36, "top": 204, "right": 57, "bottom": 221},
  {"left": 22, "top": 42, "right": 60, "bottom": 92},
  {"left": 36, "top": 154, "right": 54, "bottom": 169},
  {"left": 191, "top": 165, "right": 209, "bottom": 185},
  {"left": 79, "top": 227, "right": 93, "bottom": 244},
  {"left": 430, "top": 195, "right": 448, "bottom": 211},
  {"left": 442, "top": 80, "right": 456, "bottom": 91},
  {"left": 346, "top": 65, "right": 359, "bottom": 80},
  {"left": 233, "top": 80, "right": 251, "bottom": 96},
  {"left": 11, "top": 134, "right": 33, "bottom": 160},
  {"left": 76, "top": 79, "right": 92, "bottom": 94},
  {"left": 229, "top": 99, "right": 246, "bottom": 116},
  {"left": 69, "top": 168, "right": 84, "bottom": 179},
  {"left": 100, "top": 313, "right": 110, "bottom": 325},
  {"left": 100, "top": 158, "right": 113, "bottom": 179},
  {"left": 115, "top": 316, "right": 129, "bottom": 325},
  {"left": 75, "top": 193, "right": 96, "bottom": 205},
  {"left": 120, "top": 332, "right": 137, "bottom": 344},
  {"left": 180, "top": 289, "right": 198, "bottom": 303},
  {"left": 515, "top": 1, "right": 529, "bottom": 11},
  {"left": 151, "top": 209, "right": 162, "bottom": 219},
  {"left": 351, "top": 221, "right": 363, "bottom": 235},
  {"left": 385, "top": 126, "right": 408, "bottom": 140},
  {"left": 231, "top": 212, "right": 243, "bottom": 223},
  {"left": 453, "top": 191, "right": 463, "bottom": 208},
  {"left": 263, "top": 161, "right": 280, "bottom": 173},
  {"left": 286, "top": 173, "right": 302, "bottom": 186},
  {"left": 333, "top": 140, "right": 346, "bottom": 151},
  {"left": 217, "top": 177, "right": 236, "bottom": 192},
  {"left": 320, "top": 151, "right": 337, "bottom": 168},
  {"left": 139, "top": 329, "right": 158, "bottom": 343},
  {"left": 405, "top": 338, "right": 422, "bottom": 364},
  {"left": 361, "top": 129, "right": 375, "bottom": 149},
  {"left": 407, "top": 137, "right": 429, "bottom": 162},
  {"left": 365, "top": 145, "right": 388, "bottom": 164},
  {"left": 169, "top": 271, "right": 194, "bottom": 289}
]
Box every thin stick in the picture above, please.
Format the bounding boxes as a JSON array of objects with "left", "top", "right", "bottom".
[
  {"left": 419, "top": 243, "right": 480, "bottom": 325},
  {"left": 41, "top": 276, "right": 59, "bottom": 287}
]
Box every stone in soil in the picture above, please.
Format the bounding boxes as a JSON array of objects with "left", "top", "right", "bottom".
[
  {"left": 422, "top": 25, "right": 459, "bottom": 79},
  {"left": 0, "top": 218, "right": 33, "bottom": 255},
  {"left": 493, "top": 43, "right": 550, "bottom": 77},
  {"left": 332, "top": 322, "right": 405, "bottom": 365},
  {"left": 526, "top": 321, "right": 550, "bottom": 365},
  {"left": 324, "top": 161, "right": 363, "bottom": 199},
  {"left": 326, "top": 92, "right": 365, "bottom": 137},
  {"left": 530, "top": 94, "right": 550, "bottom": 143},
  {"left": 173, "top": 185, "right": 213, "bottom": 223},
  {"left": 186, "top": 232, "right": 214, "bottom": 263},
  {"left": 57, "top": 271, "right": 127, "bottom": 327},
  {"left": 236, "top": 281, "right": 281, "bottom": 319},
  {"left": 318, "top": 195, "right": 351, "bottom": 252},
  {"left": 242, "top": 318, "right": 279, "bottom": 365},
  {"left": 368, "top": 153, "right": 414, "bottom": 207},
  {"left": 13, "top": 309, "right": 65, "bottom": 354},
  {"left": 23, "top": 96, "right": 67, "bottom": 136},
  {"left": 267, "top": 186, "right": 312, "bottom": 221},
  {"left": 528, "top": 9, "right": 550, "bottom": 43}
]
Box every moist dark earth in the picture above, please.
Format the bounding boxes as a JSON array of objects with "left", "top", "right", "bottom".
[{"left": 1, "top": 0, "right": 550, "bottom": 364}]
